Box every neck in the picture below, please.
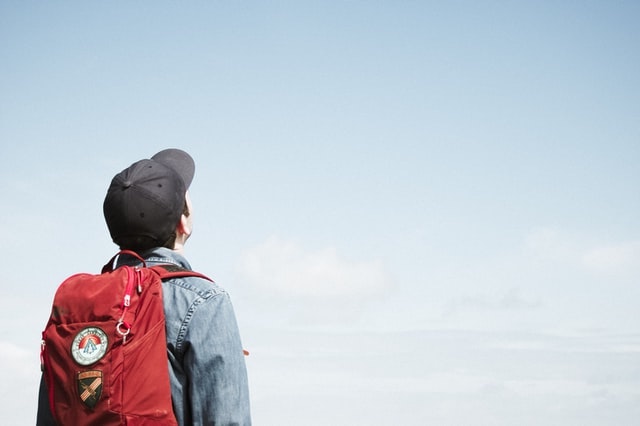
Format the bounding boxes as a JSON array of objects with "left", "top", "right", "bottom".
[{"left": 172, "top": 232, "right": 189, "bottom": 254}]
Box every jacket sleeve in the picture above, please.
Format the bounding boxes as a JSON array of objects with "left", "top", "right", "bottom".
[
  {"left": 36, "top": 374, "right": 56, "bottom": 426},
  {"left": 182, "top": 291, "right": 251, "bottom": 425}
]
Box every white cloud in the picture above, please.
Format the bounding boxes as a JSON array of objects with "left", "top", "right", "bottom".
[
  {"left": 0, "top": 341, "right": 41, "bottom": 425},
  {"left": 524, "top": 227, "right": 640, "bottom": 276},
  {"left": 237, "top": 236, "right": 388, "bottom": 298},
  {"left": 0, "top": 341, "right": 36, "bottom": 377},
  {"left": 582, "top": 241, "right": 640, "bottom": 272},
  {"left": 524, "top": 227, "right": 578, "bottom": 262},
  {"left": 442, "top": 288, "right": 541, "bottom": 320},
  {"left": 245, "top": 329, "right": 640, "bottom": 426}
]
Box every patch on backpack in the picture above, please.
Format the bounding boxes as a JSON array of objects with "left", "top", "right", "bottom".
[
  {"left": 77, "top": 370, "right": 103, "bottom": 409},
  {"left": 71, "top": 327, "right": 108, "bottom": 366}
]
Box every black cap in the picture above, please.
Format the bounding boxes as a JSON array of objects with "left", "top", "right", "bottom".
[
  {"left": 152, "top": 148, "right": 195, "bottom": 188},
  {"left": 103, "top": 149, "right": 195, "bottom": 248}
]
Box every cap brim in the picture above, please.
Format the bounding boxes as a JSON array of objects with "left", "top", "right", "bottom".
[{"left": 151, "top": 149, "right": 195, "bottom": 188}]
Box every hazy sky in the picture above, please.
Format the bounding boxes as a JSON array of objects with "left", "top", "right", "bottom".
[{"left": 1, "top": 1, "right": 639, "bottom": 425}]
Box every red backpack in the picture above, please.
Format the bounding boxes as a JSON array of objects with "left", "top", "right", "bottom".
[{"left": 40, "top": 251, "right": 211, "bottom": 425}]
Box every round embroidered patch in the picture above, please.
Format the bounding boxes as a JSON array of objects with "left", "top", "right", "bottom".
[{"left": 71, "top": 327, "right": 109, "bottom": 366}]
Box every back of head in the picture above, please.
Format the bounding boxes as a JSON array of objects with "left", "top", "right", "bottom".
[{"left": 103, "top": 149, "right": 195, "bottom": 252}]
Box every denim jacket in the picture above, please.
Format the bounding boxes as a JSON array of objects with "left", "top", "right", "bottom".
[{"left": 37, "top": 248, "right": 251, "bottom": 425}]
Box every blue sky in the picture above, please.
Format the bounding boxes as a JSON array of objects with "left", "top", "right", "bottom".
[{"left": 1, "top": 1, "right": 639, "bottom": 424}]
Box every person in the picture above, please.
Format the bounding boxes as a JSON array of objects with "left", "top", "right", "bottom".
[{"left": 37, "top": 148, "right": 251, "bottom": 425}]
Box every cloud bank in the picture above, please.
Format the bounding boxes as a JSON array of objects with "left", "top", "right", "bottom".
[
  {"left": 525, "top": 227, "right": 640, "bottom": 276},
  {"left": 237, "top": 236, "right": 388, "bottom": 299},
  {"left": 0, "top": 341, "right": 40, "bottom": 425}
]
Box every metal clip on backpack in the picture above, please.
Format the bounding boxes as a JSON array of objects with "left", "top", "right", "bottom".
[{"left": 40, "top": 250, "right": 212, "bottom": 425}]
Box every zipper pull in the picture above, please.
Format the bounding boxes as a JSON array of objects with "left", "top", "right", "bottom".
[
  {"left": 116, "top": 320, "right": 131, "bottom": 345},
  {"left": 40, "top": 339, "right": 46, "bottom": 371},
  {"left": 136, "top": 268, "right": 143, "bottom": 294}
]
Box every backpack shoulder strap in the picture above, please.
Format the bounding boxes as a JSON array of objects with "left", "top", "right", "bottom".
[
  {"left": 100, "top": 251, "right": 213, "bottom": 283},
  {"left": 150, "top": 264, "right": 214, "bottom": 282}
]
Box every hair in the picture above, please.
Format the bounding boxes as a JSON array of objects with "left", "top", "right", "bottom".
[{"left": 117, "top": 200, "right": 190, "bottom": 253}]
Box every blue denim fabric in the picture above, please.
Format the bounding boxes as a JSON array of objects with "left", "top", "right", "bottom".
[{"left": 37, "top": 248, "right": 251, "bottom": 426}]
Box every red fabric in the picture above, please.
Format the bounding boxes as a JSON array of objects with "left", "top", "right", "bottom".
[{"left": 41, "top": 264, "right": 191, "bottom": 425}]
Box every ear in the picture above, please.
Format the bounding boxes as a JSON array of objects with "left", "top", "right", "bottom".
[{"left": 177, "top": 213, "right": 191, "bottom": 237}]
